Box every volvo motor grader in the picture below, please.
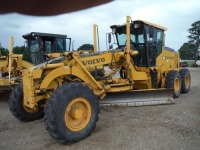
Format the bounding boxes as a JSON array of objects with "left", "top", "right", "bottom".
[
  {"left": 9, "top": 16, "right": 191, "bottom": 144},
  {"left": 0, "top": 32, "right": 71, "bottom": 90}
]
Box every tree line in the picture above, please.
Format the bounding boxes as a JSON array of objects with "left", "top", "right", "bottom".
[
  {"left": 178, "top": 21, "right": 200, "bottom": 61},
  {"left": 0, "top": 45, "right": 29, "bottom": 61}
]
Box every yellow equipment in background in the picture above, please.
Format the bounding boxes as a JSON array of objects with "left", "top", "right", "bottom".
[
  {"left": 9, "top": 16, "right": 191, "bottom": 144},
  {"left": 0, "top": 32, "right": 71, "bottom": 90}
]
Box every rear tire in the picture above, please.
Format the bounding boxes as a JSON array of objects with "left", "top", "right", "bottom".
[
  {"left": 44, "top": 82, "right": 99, "bottom": 144},
  {"left": 180, "top": 69, "right": 191, "bottom": 93},
  {"left": 9, "top": 84, "right": 44, "bottom": 122},
  {"left": 165, "top": 70, "right": 181, "bottom": 98}
]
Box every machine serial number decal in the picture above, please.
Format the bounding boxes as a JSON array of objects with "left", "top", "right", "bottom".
[{"left": 82, "top": 58, "right": 105, "bottom": 65}]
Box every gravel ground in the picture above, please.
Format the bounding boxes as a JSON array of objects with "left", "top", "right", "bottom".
[{"left": 0, "top": 68, "right": 200, "bottom": 150}]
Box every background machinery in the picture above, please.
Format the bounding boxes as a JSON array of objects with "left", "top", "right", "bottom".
[
  {"left": 9, "top": 16, "right": 191, "bottom": 144},
  {"left": 0, "top": 32, "right": 71, "bottom": 90}
]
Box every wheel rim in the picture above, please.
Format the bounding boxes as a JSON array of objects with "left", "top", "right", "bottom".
[
  {"left": 65, "top": 97, "right": 91, "bottom": 131},
  {"left": 185, "top": 75, "right": 190, "bottom": 88},
  {"left": 174, "top": 77, "right": 180, "bottom": 93}
]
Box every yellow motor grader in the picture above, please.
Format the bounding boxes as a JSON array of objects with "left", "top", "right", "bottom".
[
  {"left": 0, "top": 32, "right": 71, "bottom": 90},
  {"left": 9, "top": 16, "right": 191, "bottom": 144}
]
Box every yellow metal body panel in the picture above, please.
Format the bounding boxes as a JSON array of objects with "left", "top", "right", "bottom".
[
  {"left": 21, "top": 60, "right": 34, "bottom": 68},
  {"left": 22, "top": 48, "right": 152, "bottom": 109},
  {"left": 22, "top": 69, "right": 35, "bottom": 109},
  {"left": 40, "top": 66, "right": 69, "bottom": 89},
  {"left": 0, "top": 78, "right": 15, "bottom": 86},
  {"left": 93, "top": 24, "right": 97, "bottom": 52},
  {"left": 21, "top": 16, "right": 180, "bottom": 110},
  {"left": 48, "top": 53, "right": 65, "bottom": 58},
  {"left": 156, "top": 49, "right": 179, "bottom": 88},
  {"left": 0, "top": 60, "right": 8, "bottom": 68}
]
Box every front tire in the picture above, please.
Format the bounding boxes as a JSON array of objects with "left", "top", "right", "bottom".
[
  {"left": 180, "top": 69, "right": 191, "bottom": 93},
  {"left": 165, "top": 70, "right": 181, "bottom": 98},
  {"left": 44, "top": 83, "right": 99, "bottom": 144},
  {"left": 9, "top": 84, "right": 44, "bottom": 122}
]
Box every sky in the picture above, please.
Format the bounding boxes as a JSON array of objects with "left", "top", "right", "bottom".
[{"left": 0, "top": 0, "right": 200, "bottom": 51}]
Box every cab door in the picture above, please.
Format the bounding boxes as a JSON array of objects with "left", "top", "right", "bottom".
[{"left": 144, "top": 25, "right": 164, "bottom": 67}]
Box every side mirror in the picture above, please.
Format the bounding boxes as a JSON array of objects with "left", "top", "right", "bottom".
[
  {"left": 149, "top": 26, "right": 154, "bottom": 38},
  {"left": 108, "top": 33, "right": 111, "bottom": 43}
]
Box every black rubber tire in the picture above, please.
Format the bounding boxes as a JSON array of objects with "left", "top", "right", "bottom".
[
  {"left": 9, "top": 84, "right": 44, "bottom": 122},
  {"left": 44, "top": 82, "right": 99, "bottom": 144},
  {"left": 180, "top": 69, "right": 191, "bottom": 93},
  {"left": 165, "top": 70, "right": 181, "bottom": 98}
]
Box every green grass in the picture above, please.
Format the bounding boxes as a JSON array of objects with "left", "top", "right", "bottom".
[{"left": 188, "top": 61, "right": 193, "bottom": 67}]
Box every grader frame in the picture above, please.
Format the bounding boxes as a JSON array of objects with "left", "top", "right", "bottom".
[
  {"left": 21, "top": 16, "right": 180, "bottom": 109},
  {"left": 9, "top": 16, "right": 191, "bottom": 144}
]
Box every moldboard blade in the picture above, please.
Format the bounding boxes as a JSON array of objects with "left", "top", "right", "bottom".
[{"left": 100, "top": 89, "right": 174, "bottom": 107}]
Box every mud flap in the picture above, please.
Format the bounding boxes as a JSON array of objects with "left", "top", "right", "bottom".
[{"left": 100, "top": 89, "right": 174, "bottom": 107}]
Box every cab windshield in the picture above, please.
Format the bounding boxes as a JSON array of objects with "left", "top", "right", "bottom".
[
  {"left": 56, "top": 38, "right": 66, "bottom": 52},
  {"left": 116, "top": 24, "right": 144, "bottom": 47},
  {"left": 29, "top": 39, "right": 39, "bottom": 52}
]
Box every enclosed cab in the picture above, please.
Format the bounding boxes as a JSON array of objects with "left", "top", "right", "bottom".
[
  {"left": 23, "top": 32, "right": 71, "bottom": 65},
  {"left": 109, "top": 19, "right": 180, "bottom": 90},
  {"left": 110, "top": 20, "right": 176, "bottom": 67}
]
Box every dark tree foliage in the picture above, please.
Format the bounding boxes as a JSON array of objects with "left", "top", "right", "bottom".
[
  {"left": 188, "top": 21, "right": 200, "bottom": 61},
  {"left": 0, "top": 42, "right": 8, "bottom": 56},
  {"left": 0, "top": 45, "right": 29, "bottom": 62},
  {"left": 13, "top": 46, "right": 24, "bottom": 54},
  {"left": 178, "top": 21, "right": 200, "bottom": 61},
  {"left": 0, "top": 47, "right": 8, "bottom": 56},
  {"left": 12, "top": 46, "right": 29, "bottom": 61},
  {"left": 178, "top": 42, "right": 196, "bottom": 60},
  {"left": 77, "top": 44, "right": 94, "bottom": 51}
]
